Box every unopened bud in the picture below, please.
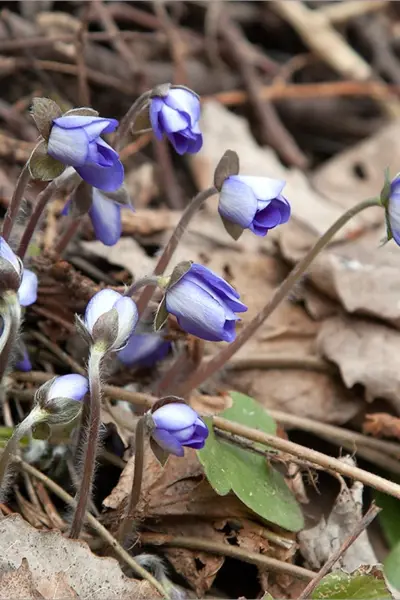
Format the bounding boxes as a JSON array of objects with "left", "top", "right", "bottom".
[{"left": 34, "top": 374, "right": 88, "bottom": 426}]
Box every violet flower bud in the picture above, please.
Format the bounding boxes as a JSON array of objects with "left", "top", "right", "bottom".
[
  {"left": 150, "top": 86, "right": 202, "bottom": 155},
  {"left": 15, "top": 342, "right": 32, "bottom": 372},
  {"left": 0, "top": 237, "right": 37, "bottom": 305},
  {"left": 150, "top": 402, "right": 208, "bottom": 457},
  {"left": 162, "top": 263, "right": 247, "bottom": 342},
  {"left": 47, "top": 115, "right": 124, "bottom": 192},
  {"left": 81, "top": 289, "right": 138, "bottom": 352},
  {"left": 218, "top": 175, "right": 290, "bottom": 238},
  {"left": 118, "top": 332, "right": 171, "bottom": 367},
  {"left": 35, "top": 374, "right": 88, "bottom": 426},
  {"left": 385, "top": 174, "right": 400, "bottom": 245}
]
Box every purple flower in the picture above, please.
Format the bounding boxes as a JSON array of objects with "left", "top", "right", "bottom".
[
  {"left": 118, "top": 332, "right": 171, "bottom": 367},
  {"left": 48, "top": 374, "right": 88, "bottom": 402},
  {"left": 84, "top": 289, "right": 138, "bottom": 351},
  {"left": 0, "top": 237, "right": 37, "bottom": 305},
  {"left": 150, "top": 87, "right": 202, "bottom": 155},
  {"left": 47, "top": 115, "right": 124, "bottom": 192},
  {"left": 218, "top": 175, "right": 290, "bottom": 237},
  {"left": 15, "top": 343, "right": 32, "bottom": 372},
  {"left": 387, "top": 175, "right": 400, "bottom": 245},
  {"left": 164, "top": 263, "right": 247, "bottom": 342},
  {"left": 36, "top": 374, "right": 89, "bottom": 426},
  {"left": 151, "top": 402, "right": 208, "bottom": 456}
]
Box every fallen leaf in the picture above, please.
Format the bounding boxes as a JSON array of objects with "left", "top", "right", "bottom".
[
  {"left": 299, "top": 475, "right": 377, "bottom": 572},
  {"left": 364, "top": 413, "right": 400, "bottom": 440},
  {"left": 0, "top": 559, "right": 44, "bottom": 600},
  {"left": 312, "top": 567, "right": 392, "bottom": 599},
  {"left": 0, "top": 514, "right": 160, "bottom": 599},
  {"left": 81, "top": 237, "right": 155, "bottom": 278},
  {"left": 318, "top": 315, "right": 400, "bottom": 410}
]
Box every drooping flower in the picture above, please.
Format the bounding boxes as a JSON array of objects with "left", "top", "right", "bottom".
[
  {"left": 47, "top": 115, "right": 124, "bottom": 192},
  {"left": 150, "top": 87, "right": 202, "bottom": 155},
  {"left": 150, "top": 401, "right": 208, "bottom": 457},
  {"left": 81, "top": 289, "right": 138, "bottom": 351},
  {"left": 218, "top": 175, "right": 290, "bottom": 238},
  {"left": 118, "top": 331, "right": 171, "bottom": 367},
  {"left": 162, "top": 263, "right": 247, "bottom": 342},
  {"left": 35, "top": 374, "right": 88, "bottom": 426},
  {"left": 385, "top": 174, "right": 400, "bottom": 245},
  {"left": 0, "top": 237, "right": 37, "bottom": 305}
]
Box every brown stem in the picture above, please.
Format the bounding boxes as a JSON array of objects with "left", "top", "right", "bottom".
[
  {"left": 117, "top": 416, "right": 145, "bottom": 544},
  {"left": 53, "top": 218, "right": 81, "bottom": 256},
  {"left": 0, "top": 295, "right": 21, "bottom": 384},
  {"left": 69, "top": 348, "right": 103, "bottom": 539},
  {"left": 115, "top": 92, "right": 151, "bottom": 151},
  {"left": 297, "top": 504, "right": 381, "bottom": 599},
  {"left": 17, "top": 179, "right": 58, "bottom": 260},
  {"left": 213, "top": 416, "right": 400, "bottom": 501},
  {"left": 179, "top": 197, "right": 380, "bottom": 396},
  {"left": 136, "top": 186, "right": 217, "bottom": 316},
  {"left": 2, "top": 164, "right": 31, "bottom": 241}
]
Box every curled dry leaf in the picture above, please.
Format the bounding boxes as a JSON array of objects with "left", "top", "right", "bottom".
[
  {"left": 363, "top": 413, "right": 400, "bottom": 440},
  {"left": 299, "top": 471, "right": 377, "bottom": 572},
  {"left": 0, "top": 515, "right": 160, "bottom": 600},
  {"left": 318, "top": 315, "right": 400, "bottom": 410}
]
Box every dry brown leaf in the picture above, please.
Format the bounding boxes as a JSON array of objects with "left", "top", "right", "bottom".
[
  {"left": 0, "top": 515, "right": 160, "bottom": 599},
  {"left": 82, "top": 237, "right": 155, "bottom": 278},
  {"left": 0, "top": 559, "right": 44, "bottom": 600},
  {"left": 36, "top": 572, "right": 78, "bottom": 600},
  {"left": 299, "top": 473, "right": 377, "bottom": 571},
  {"left": 318, "top": 315, "right": 400, "bottom": 410},
  {"left": 363, "top": 413, "right": 400, "bottom": 439}
]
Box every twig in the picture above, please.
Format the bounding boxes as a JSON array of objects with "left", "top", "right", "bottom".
[
  {"left": 53, "top": 218, "right": 81, "bottom": 256},
  {"left": 153, "top": 137, "right": 185, "bottom": 210},
  {"left": 153, "top": 1, "right": 187, "bottom": 85},
  {"left": 141, "top": 533, "right": 314, "bottom": 581},
  {"left": 1, "top": 164, "right": 30, "bottom": 241},
  {"left": 32, "top": 306, "right": 75, "bottom": 334},
  {"left": 213, "top": 416, "right": 400, "bottom": 501},
  {"left": 219, "top": 14, "right": 308, "bottom": 169},
  {"left": 13, "top": 455, "right": 169, "bottom": 598},
  {"left": 75, "top": 12, "right": 90, "bottom": 107},
  {"left": 319, "top": 0, "right": 388, "bottom": 24},
  {"left": 30, "top": 332, "right": 85, "bottom": 376},
  {"left": 228, "top": 354, "right": 332, "bottom": 373},
  {"left": 297, "top": 503, "right": 381, "bottom": 599}
]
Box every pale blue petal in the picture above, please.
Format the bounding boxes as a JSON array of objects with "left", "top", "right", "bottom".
[
  {"left": 159, "top": 104, "right": 189, "bottom": 133},
  {"left": 0, "top": 237, "right": 20, "bottom": 273},
  {"left": 48, "top": 125, "right": 89, "bottom": 166},
  {"left": 219, "top": 177, "right": 258, "bottom": 228},
  {"left": 84, "top": 289, "right": 121, "bottom": 332},
  {"left": 76, "top": 159, "right": 124, "bottom": 192},
  {"left": 152, "top": 428, "right": 184, "bottom": 456},
  {"left": 18, "top": 269, "right": 38, "bottom": 306},
  {"left": 49, "top": 374, "right": 88, "bottom": 401},
  {"left": 236, "top": 175, "right": 286, "bottom": 201},
  {"left": 89, "top": 189, "right": 122, "bottom": 246},
  {"left": 164, "top": 88, "right": 201, "bottom": 127},
  {"left": 152, "top": 403, "right": 198, "bottom": 430}
]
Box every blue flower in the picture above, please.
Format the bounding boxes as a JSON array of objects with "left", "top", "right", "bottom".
[
  {"left": 47, "top": 115, "right": 124, "bottom": 192},
  {"left": 218, "top": 175, "right": 290, "bottom": 237},
  {"left": 387, "top": 175, "right": 400, "bottom": 245},
  {"left": 164, "top": 263, "right": 247, "bottom": 342},
  {"left": 118, "top": 332, "right": 171, "bottom": 367},
  {"left": 151, "top": 402, "right": 208, "bottom": 456},
  {"left": 18, "top": 269, "right": 38, "bottom": 307},
  {"left": 150, "top": 87, "right": 202, "bottom": 155},
  {"left": 0, "top": 237, "right": 37, "bottom": 305},
  {"left": 84, "top": 289, "right": 138, "bottom": 351},
  {"left": 15, "top": 343, "right": 32, "bottom": 372},
  {"left": 47, "top": 374, "right": 88, "bottom": 402}
]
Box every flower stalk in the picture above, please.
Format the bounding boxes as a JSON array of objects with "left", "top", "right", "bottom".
[
  {"left": 178, "top": 197, "right": 381, "bottom": 396},
  {"left": 117, "top": 416, "right": 146, "bottom": 545},
  {"left": 0, "top": 293, "right": 21, "bottom": 384},
  {"left": 1, "top": 164, "right": 31, "bottom": 241},
  {"left": 69, "top": 347, "right": 104, "bottom": 539},
  {"left": 136, "top": 186, "right": 217, "bottom": 316}
]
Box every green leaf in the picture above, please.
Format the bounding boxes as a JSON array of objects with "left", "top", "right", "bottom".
[
  {"left": 197, "top": 391, "right": 304, "bottom": 532},
  {"left": 312, "top": 568, "right": 392, "bottom": 599},
  {"left": 374, "top": 490, "right": 400, "bottom": 548},
  {"left": 384, "top": 541, "right": 400, "bottom": 591}
]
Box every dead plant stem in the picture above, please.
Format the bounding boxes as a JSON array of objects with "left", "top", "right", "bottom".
[{"left": 2, "top": 164, "right": 30, "bottom": 241}]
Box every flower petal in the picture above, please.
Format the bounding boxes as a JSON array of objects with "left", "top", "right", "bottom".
[
  {"left": 152, "top": 428, "right": 184, "bottom": 456},
  {"left": 118, "top": 333, "right": 170, "bottom": 366},
  {"left": 48, "top": 374, "right": 88, "bottom": 401},
  {"left": 76, "top": 159, "right": 124, "bottom": 192},
  {"left": 158, "top": 104, "right": 189, "bottom": 133},
  {"left": 173, "top": 424, "right": 196, "bottom": 443},
  {"left": 164, "top": 88, "right": 201, "bottom": 127},
  {"left": 188, "top": 264, "right": 247, "bottom": 314},
  {"left": 48, "top": 125, "right": 89, "bottom": 166},
  {"left": 389, "top": 189, "right": 400, "bottom": 245},
  {"left": 184, "top": 438, "right": 206, "bottom": 450},
  {"left": 166, "top": 279, "right": 227, "bottom": 341},
  {"left": 84, "top": 289, "right": 121, "bottom": 332},
  {"left": 114, "top": 296, "right": 138, "bottom": 348},
  {"left": 15, "top": 345, "right": 32, "bottom": 372},
  {"left": 219, "top": 177, "right": 258, "bottom": 229},
  {"left": 52, "top": 116, "right": 118, "bottom": 134},
  {"left": 0, "top": 237, "right": 20, "bottom": 274},
  {"left": 236, "top": 175, "right": 286, "bottom": 201},
  {"left": 18, "top": 269, "right": 38, "bottom": 306},
  {"left": 152, "top": 403, "right": 198, "bottom": 431},
  {"left": 149, "top": 98, "right": 164, "bottom": 139},
  {"left": 89, "top": 188, "right": 122, "bottom": 246}
]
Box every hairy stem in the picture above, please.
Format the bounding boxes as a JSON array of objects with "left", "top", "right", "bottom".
[
  {"left": 0, "top": 294, "right": 21, "bottom": 383},
  {"left": 124, "top": 275, "right": 161, "bottom": 299},
  {"left": 115, "top": 91, "right": 151, "bottom": 151},
  {"left": 0, "top": 409, "right": 41, "bottom": 496},
  {"left": 213, "top": 416, "right": 400, "bottom": 500},
  {"left": 69, "top": 348, "right": 104, "bottom": 539},
  {"left": 136, "top": 186, "right": 217, "bottom": 316},
  {"left": 117, "top": 416, "right": 145, "bottom": 544},
  {"left": 17, "top": 179, "right": 58, "bottom": 260},
  {"left": 53, "top": 218, "right": 81, "bottom": 256},
  {"left": 2, "top": 164, "right": 30, "bottom": 241},
  {"left": 179, "top": 197, "right": 380, "bottom": 396}
]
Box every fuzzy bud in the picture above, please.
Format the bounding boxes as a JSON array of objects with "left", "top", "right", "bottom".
[{"left": 34, "top": 374, "right": 88, "bottom": 426}]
